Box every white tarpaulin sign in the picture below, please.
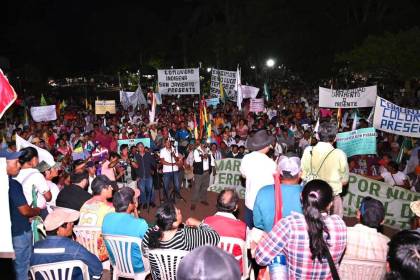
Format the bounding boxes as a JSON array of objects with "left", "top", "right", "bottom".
[
  {"left": 208, "top": 158, "right": 245, "bottom": 199},
  {"left": 16, "top": 134, "right": 55, "bottom": 166},
  {"left": 210, "top": 69, "right": 237, "bottom": 101},
  {"left": 250, "top": 98, "right": 264, "bottom": 112},
  {"left": 95, "top": 100, "right": 116, "bottom": 114},
  {"left": 0, "top": 158, "right": 14, "bottom": 258},
  {"left": 343, "top": 173, "right": 419, "bottom": 230},
  {"left": 30, "top": 105, "right": 57, "bottom": 122},
  {"left": 373, "top": 97, "right": 420, "bottom": 138},
  {"left": 319, "top": 85, "right": 377, "bottom": 108},
  {"left": 157, "top": 68, "right": 200, "bottom": 95},
  {"left": 241, "top": 85, "right": 259, "bottom": 99}
]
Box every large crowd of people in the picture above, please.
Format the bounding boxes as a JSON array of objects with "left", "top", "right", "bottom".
[{"left": 1, "top": 87, "right": 420, "bottom": 280}]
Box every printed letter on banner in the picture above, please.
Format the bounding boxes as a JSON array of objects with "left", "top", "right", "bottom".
[
  {"left": 157, "top": 68, "right": 200, "bottom": 95},
  {"left": 319, "top": 85, "right": 377, "bottom": 108},
  {"left": 373, "top": 97, "right": 420, "bottom": 138}
]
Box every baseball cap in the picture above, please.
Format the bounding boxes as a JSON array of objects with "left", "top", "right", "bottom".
[
  {"left": 44, "top": 207, "right": 80, "bottom": 231},
  {"left": 177, "top": 246, "right": 241, "bottom": 280},
  {"left": 278, "top": 156, "right": 301, "bottom": 176},
  {"left": 91, "top": 175, "right": 118, "bottom": 194},
  {"left": 411, "top": 200, "right": 420, "bottom": 217},
  {"left": 37, "top": 160, "right": 61, "bottom": 173},
  {"left": 359, "top": 196, "right": 385, "bottom": 228},
  {"left": 0, "top": 149, "right": 23, "bottom": 160}
]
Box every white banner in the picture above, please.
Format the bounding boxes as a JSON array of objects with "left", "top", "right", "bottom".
[
  {"left": 250, "top": 98, "right": 264, "bottom": 112},
  {"left": 208, "top": 158, "right": 245, "bottom": 199},
  {"left": 30, "top": 105, "right": 57, "bottom": 122},
  {"left": 157, "top": 68, "right": 200, "bottom": 95},
  {"left": 344, "top": 173, "right": 420, "bottom": 230},
  {"left": 210, "top": 69, "right": 237, "bottom": 101},
  {"left": 373, "top": 97, "right": 420, "bottom": 138},
  {"left": 241, "top": 85, "right": 259, "bottom": 99},
  {"left": 16, "top": 134, "right": 55, "bottom": 166},
  {"left": 319, "top": 85, "right": 377, "bottom": 108},
  {"left": 95, "top": 100, "right": 116, "bottom": 114},
  {"left": 0, "top": 158, "right": 14, "bottom": 257},
  {"left": 119, "top": 91, "right": 138, "bottom": 110}
]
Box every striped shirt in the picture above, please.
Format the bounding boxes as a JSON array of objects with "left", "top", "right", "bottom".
[
  {"left": 256, "top": 212, "right": 347, "bottom": 280},
  {"left": 141, "top": 224, "right": 220, "bottom": 280}
]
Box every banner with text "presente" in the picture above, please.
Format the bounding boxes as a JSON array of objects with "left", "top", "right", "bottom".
[
  {"left": 336, "top": 127, "right": 377, "bottom": 157},
  {"left": 158, "top": 68, "right": 200, "bottom": 95},
  {"left": 343, "top": 173, "right": 419, "bottom": 230},
  {"left": 208, "top": 158, "right": 245, "bottom": 199},
  {"left": 373, "top": 97, "right": 420, "bottom": 138},
  {"left": 319, "top": 85, "right": 377, "bottom": 108}
]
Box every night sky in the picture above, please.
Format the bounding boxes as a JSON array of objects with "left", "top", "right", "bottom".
[{"left": 2, "top": 0, "right": 420, "bottom": 80}]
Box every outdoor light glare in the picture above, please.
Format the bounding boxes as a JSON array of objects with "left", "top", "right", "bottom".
[
  {"left": 206, "top": 67, "right": 212, "bottom": 73},
  {"left": 266, "top": 59, "right": 275, "bottom": 68},
  {"left": 250, "top": 65, "right": 256, "bottom": 69}
]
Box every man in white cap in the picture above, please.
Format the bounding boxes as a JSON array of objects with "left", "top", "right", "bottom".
[
  {"left": 253, "top": 156, "right": 303, "bottom": 232},
  {"left": 240, "top": 130, "right": 277, "bottom": 228},
  {"left": 30, "top": 207, "right": 102, "bottom": 280}
]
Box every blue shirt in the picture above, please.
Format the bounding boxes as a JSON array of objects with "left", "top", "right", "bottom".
[
  {"left": 8, "top": 178, "right": 31, "bottom": 236},
  {"left": 102, "top": 212, "right": 149, "bottom": 272},
  {"left": 253, "top": 184, "right": 303, "bottom": 232},
  {"left": 31, "top": 236, "right": 103, "bottom": 280}
]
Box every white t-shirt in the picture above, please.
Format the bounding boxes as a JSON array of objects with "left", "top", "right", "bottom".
[
  {"left": 160, "top": 147, "right": 179, "bottom": 173},
  {"left": 15, "top": 168, "right": 50, "bottom": 209},
  {"left": 381, "top": 171, "right": 407, "bottom": 186},
  {"left": 240, "top": 151, "right": 277, "bottom": 209},
  {"left": 46, "top": 180, "right": 60, "bottom": 213}
]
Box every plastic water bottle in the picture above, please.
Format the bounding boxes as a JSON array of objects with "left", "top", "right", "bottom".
[{"left": 269, "top": 254, "right": 288, "bottom": 280}]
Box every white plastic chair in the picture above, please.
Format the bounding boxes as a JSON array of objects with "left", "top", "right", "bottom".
[
  {"left": 148, "top": 249, "right": 189, "bottom": 280},
  {"left": 339, "top": 258, "right": 387, "bottom": 280},
  {"left": 30, "top": 260, "right": 89, "bottom": 280},
  {"left": 73, "top": 225, "right": 109, "bottom": 269},
  {"left": 218, "top": 236, "right": 254, "bottom": 280},
  {"left": 103, "top": 234, "right": 150, "bottom": 280}
]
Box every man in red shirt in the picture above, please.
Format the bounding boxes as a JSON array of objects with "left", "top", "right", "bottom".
[{"left": 203, "top": 189, "right": 246, "bottom": 272}]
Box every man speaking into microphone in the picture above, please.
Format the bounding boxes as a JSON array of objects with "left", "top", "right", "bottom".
[
  {"left": 160, "top": 138, "right": 182, "bottom": 201},
  {"left": 191, "top": 139, "right": 215, "bottom": 210}
]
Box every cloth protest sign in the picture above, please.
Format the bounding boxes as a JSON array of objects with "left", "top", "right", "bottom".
[
  {"left": 117, "top": 138, "right": 150, "bottom": 152},
  {"left": 119, "top": 91, "right": 138, "bottom": 109},
  {"left": 205, "top": 97, "right": 220, "bottom": 108},
  {"left": 336, "top": 127, "right": 377, "bottom": 157},
  {"left": 157, "top": 68, "right": 200, "bottom": 95},
  {"left": 0, "top": 69, "right": 17, "bottom": 119},
  {"left": 16, "top": 134, "right": 55, "bottom": 166},
  {"left": 210, "top": 69, "right": 237, "bottom": 101},
  {"left": 95, "top": 100, "right": 116, "bottom": 114},
  {"left": 319, "top": 85, "right": 377, "bottom": 108},
  {"left": 373, "top": 97, "right": 420, "bottom": 138},
  {"left": 343, "top": 173, "right": 419, "bottom": 230},
  {"left": 0, "top": 158, "right": 14, "bottom": 258},
  {"left": 241, "top": 85, "right": 259, "bottom": 99},
  {"left": 30, "top": 105, "right": 57, "bottom": 122},
  {"left": 208, "top": 158, "right": 245, "bottom": 199},
  {"left": 249, "top": 98, "right": 264, "bottom": 113}
]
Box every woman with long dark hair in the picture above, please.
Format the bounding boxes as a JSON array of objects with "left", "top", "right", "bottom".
[
  {"left": 255, "top": 180, "right": 347, "bottom": 279},
  {"left": 141, "top": 203, "right": 220, "bottom": 280}
]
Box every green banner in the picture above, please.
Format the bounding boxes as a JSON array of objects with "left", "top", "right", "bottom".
[
  {"left": 344, "top": 173, "right": 420, "bottom": 230},
  {"left": 208, "top": 158, "right": 245, "bottom": 199}
]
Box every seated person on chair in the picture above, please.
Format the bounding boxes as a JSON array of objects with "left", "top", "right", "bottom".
[
  {"left": 342, "top": 196, "right": 390, "bottom": 262},
  {"left": 30, "top": 207, "right": 102, "bottom": 280},
  {"left": 102, "top": 187, "right": 149, "bottom": 273},
  {"left": 202, "top": 189, "right": 246, "bottom": 272}
]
